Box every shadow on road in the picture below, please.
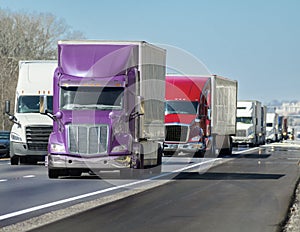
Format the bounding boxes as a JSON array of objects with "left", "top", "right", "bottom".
[
  {"left": 235, "top": 154, "right": 271, "bottom": 159},
  {"left": 174, "top": 172, "right": 285, "bottom": 180}
]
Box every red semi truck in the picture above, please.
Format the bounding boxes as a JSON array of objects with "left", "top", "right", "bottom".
[{"left": 164, "top": 75, "right": 237, "bottom": 157}]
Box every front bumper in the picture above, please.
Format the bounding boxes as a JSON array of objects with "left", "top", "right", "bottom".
[
  {"left": 48, "top": 154, "right": 132, "bottom": 170},
  {"left": 232, "top": 137, "right": 254, "bottom": 144},
  {"left": 163, "top": 142, "right": 204, "bottom": 153},
  {"left": 10, "top": 141, "right": 48, "bottom": 157}
]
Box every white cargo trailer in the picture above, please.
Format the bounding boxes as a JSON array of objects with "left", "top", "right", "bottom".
[
  {"left": 208, "top": 75, "right": 237, "bottom": 156},
  {"left": 266, "top": 112, "right": 279, "bottom": 143}
]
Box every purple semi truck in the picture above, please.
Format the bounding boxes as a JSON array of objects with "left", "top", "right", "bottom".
[{"left": 40, "top": 40, "right": 166, "bottom": 178}]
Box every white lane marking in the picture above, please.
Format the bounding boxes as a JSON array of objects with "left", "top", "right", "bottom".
[
  {"left": 0, "top": 158, "right": 219, "bottom": 221},
  {"left": 233, "top": 147, "right": 259, "bottom": 154},
  {"left": 0, "top": 179, "right": 8, "bottom": 183},
  {"left": 23, "top": 175, "right": 36, "bottom": 179}
]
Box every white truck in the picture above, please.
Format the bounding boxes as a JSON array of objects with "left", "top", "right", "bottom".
[
  {"left": 232, "top": 100, "right": 264, "bottom": 146},
  {"left": 266, "top": 112, "right": 279, "bottom": 143},
  {"left": 261, "top": 105, "right": 267, "bottom": 144},
  {"left": 5, "top": 60, "right": 56, "bottom": 165}
]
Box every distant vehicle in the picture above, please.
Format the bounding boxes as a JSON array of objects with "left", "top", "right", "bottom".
[
  {"left": 288, "top": 127, "right": 295, "bottom": 140},
  {"left": 232, "top": 100, "right": 264, "bottom": 147},
  {"left": 261, "top": 105, "right": 267, "bottom": 144},
  {"left": 0, "top": 131, "right": 10, "bottom": 158},
  {"left": 5, "top": 60, "right": 57, "bottom": 165},
  {"left": 266, "top": 112, "right": 279, "bottom": 143},
  {"left": 164, "top": 75, "right": 237, "bottom": 157},
  {"left": 296, "top": 132, "right": 300, "bottom": 140},
  {"left": 278, "top": 116, "right": 288, "bottom": 141}
]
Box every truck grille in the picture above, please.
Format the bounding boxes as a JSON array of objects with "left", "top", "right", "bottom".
[
  {"left": 26, "top": 126, "right": 53, "bottom": 151},
  {"left": 68, "top": 124, "right": 108, "bottom": 155},
  {"left": 236, "top": 129, "right": 247, "bottom": 137},
  {"left": 165, "top": 125, "right": 188, "bottom": 142}
]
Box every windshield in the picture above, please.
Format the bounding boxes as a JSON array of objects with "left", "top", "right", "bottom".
[
  {"left": 18, "top": 96, "right": 53, "bottom": 113},
  {"left": 236, "top": 117, "right": 253, "bottom": 124},
  {"left": 165, "top": 101, "right": 198, "bottom": 115},
  {"left": 0, "top": 132, "right": 9, "bottom": 140},
  {"left": 60, "top": 86, "right": 124, "bottom": 110}
]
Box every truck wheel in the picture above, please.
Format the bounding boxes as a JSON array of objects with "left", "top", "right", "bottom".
[
  {"left": 48, "top": 169, "right": 60, "bottom": 179},
  {"left": 10, "top": 155, "right": 19, "bottom": 165},
  {"left": 219, "top": 136, "right": 233, "bottom": 157},
  {"left": 150, "top": 145, "right": 162, "bottom": 174},
  {"left": 163, "top": 151, "right": 175, "bottom": 157},
  {"left": 194, "top": 150, "right": 205, "bottom": 158}
]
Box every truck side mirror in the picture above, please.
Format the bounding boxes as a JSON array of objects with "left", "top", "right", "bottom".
[
  {"left": 207, "top": 109, "right": 211, "bottom": 120},
  {"left": 39, "top": 96, "right": 48, "bottom": 114},
  {"left": 5, "top": 100, "right": 10, "bottom": 114},
  {"left": 5, "top": 100, "right": 20, "bottom": 126}
]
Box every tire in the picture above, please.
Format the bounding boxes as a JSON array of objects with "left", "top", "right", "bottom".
[
  {"left": 10, "top": 155, "right": 19, "bottom": 165},
  {"left": 219, "top": 136, "right": 233, "bottom": 157},
  {"left": 194, "top": 150, "right": 204, "bottom": 158},
  {"left": 163, "top": 151, "right": 175, "bottom": 157},
  {"left": 48, "top": 169, "right": 60, "bottom": 179}
]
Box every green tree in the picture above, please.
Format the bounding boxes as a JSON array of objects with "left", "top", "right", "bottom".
[{"left": 0, "top": 9, "right": 85, "bottom": 130}]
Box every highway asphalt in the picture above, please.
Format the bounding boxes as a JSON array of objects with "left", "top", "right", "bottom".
[{"left": 26, "top": 145, "right": 300, "bottom": 232}]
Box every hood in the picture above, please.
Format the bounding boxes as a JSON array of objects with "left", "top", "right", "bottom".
[
  {"left": 236, "top": 122, "right": 253, "bottom": 131},
  {"left": 58, "top": 109, "right": 122, "bottom": 126},
  {"left": 15, "top": 113, "right": 53, "bottom": 126},
  {"left": 165, "top": 114, "right": 196, "bottom": 124}
]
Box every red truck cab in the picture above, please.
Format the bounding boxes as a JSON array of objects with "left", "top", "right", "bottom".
[{"left": 164, "top": 75, "right": 211, "bottom": 157}]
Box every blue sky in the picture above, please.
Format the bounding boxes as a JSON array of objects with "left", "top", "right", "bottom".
[{"left": 0, "top": 0, "right": 299, "bottom": 104}]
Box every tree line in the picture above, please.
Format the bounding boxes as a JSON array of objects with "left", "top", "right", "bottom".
[{"left": 0, "top": 9, "right": 85, "bottom": 130}]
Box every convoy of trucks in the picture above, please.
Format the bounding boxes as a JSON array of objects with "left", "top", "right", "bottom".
[
  {"left": 2, "top": 39, "right": 292, "bottom": 177},
  {"left": 5, "top": 60, "right": 57, "bottom": 165},
  {"left": 39, "top": 40, "right": 166, "bottom": 178},
  {"left": 164, "top": 74, "right": 237, "bottom": 157},
  {"left": 232, "top": 100, "right": 265, "bottom": 146}
]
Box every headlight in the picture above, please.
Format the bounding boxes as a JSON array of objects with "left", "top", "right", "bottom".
[
  {"left": 50, "top": 143, "right": 66, "bottom": 153},
  {"left": 11, "top": 133, "right": 22, "bottom": 141},
  {"left": 111, "top": 145, "right": 127, "bottom": 153},
  {"left": 248, "top": 133, "right": 254, "bottom": 139},
  {"left": 190, "top": 135, "right": 201, "bottom": 142}
]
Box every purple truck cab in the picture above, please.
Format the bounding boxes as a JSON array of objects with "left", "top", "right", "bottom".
[{"left": 42, "top": 40, "right": 166, "bottom": 178}]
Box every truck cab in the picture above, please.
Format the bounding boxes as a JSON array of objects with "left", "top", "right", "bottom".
[
  {"left": 5, "top": 60, "right": 56, "bottom": 165},
  {"left": 164, "top": 75, "right": 211, "bottom": 157},
  {"left": 42, "top": 40, "right": 166, "bottom": 178}
]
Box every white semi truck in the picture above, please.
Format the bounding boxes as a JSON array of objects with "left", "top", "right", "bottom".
[
  {"left": 5, "top": 60, "right": 56, "bottom": 165},
  {"left": 266, "top": 112, "right": 279, "bottom": 143},
  {"left": 232, "top": 100, "right": 264, "bottom": 146}
]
